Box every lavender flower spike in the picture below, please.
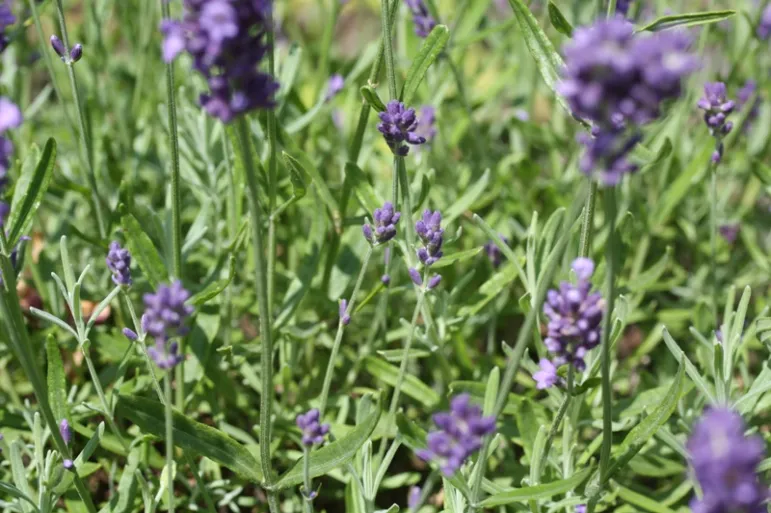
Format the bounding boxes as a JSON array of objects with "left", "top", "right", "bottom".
[
  {"left": 533, "top": 359, "right": 560, "bottom": 389},
  {"left": 50, "top": 35, "right": 66, "bottom": 59},
  {"left": 106, "top": 241, "right": 132, "bottom": 286},
  {"left": 0, "top": 1, "right": 15, "bottom": 54},
  {"left": 415, "top": 209, "right": 444, "bottom": 266},
  {"left": 687, "top": 408, "right": 769, "bottom": 513},
  {"left": 363, "top": 202, "right": 401, "bottom": 245},
  {"left": 416, "top": 394, "right": 496, "bottom": 476},
  {"left": 142, "top": 281, "right": 193, "bottom": 369},
  {"left": 377, "top": 100, "right": 427, "bottom": 156},
  {"left": 758, "top": 5, "right": 771, "bottom": 40},
  {"left": 542, "top": 257, "right": 604, "bottom": 371},
  {"left": 697, "top": 82, "right": 734, "bottom": 163},
  {"left": 339, "top": 299, "right": 351, "bottom": 325},
  {"left": 405, "top": 0, "right": 436, "bottom": 38},
  {"left": 296, "top": 409, "right": 330, "bottom": 447}
]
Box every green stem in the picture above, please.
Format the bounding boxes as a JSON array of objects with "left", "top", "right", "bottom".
[
  {"left": 53, "top": 0, "right": 107, "bottom": 239},
  {"left": 381, "top": 0, "right": 398, "bottom": 99},
  {"left": 164, "top": 373, "right": 175, "bottom": 513},
  {"left": 599, "top": 187, "right": 617, "bottom": 483},
  {"left": 302, "top": 446, "right": 314, "bottom": 513},
  {"left": 267, "top": 25, "right": 279, "bottom": 317},
  {"left": 579, "top": 181, "right": 598, "bottom": 259},
  {"left": 396, "top": 158, "right": 415, "bottom": 251},
  {"left": 236, "top": 118, "right": 276, "bottom": 498},
  {"left": 709, "top": 160, "right": 718, "bottom": 327},
  {"left": 319, "top": 246, "right": 374, "bottom": 415},
  {"left": 0, "top": 239, "right": 98, "bottom": 513},
  {"left": 536, "top": 366, "right": 574, "bottom": 478}
]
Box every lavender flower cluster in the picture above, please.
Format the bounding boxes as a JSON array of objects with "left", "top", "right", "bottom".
[
  {"left": 417, "top": 394, "right": 496, "bottom": 476},
  {"left": 559, "top": 17, "right": 697, "bottom": 184},
  {"left": 363, "top": 201, "right": 401, "bottom": 245},
  {"left": 161, "top": 0, "right": 279, "bottom": 122},
  {"left": 687, "top": 408, "right": 770, "bottom": 513},
  {"left": 106, "top": 241, "right": 132, "bottom": 286},
  {"left": 405, "top": 0, "right": 436, "bottom": 38},
  {"left": 296, "top": 408, "right": 329, "bottom": 447},
  {"left": 697, "top": 82, "right": 734, "bottom": 163},
  {"left": 142, "top": 281, "right": 194, "bottom": 369},
  {"left": 415, "top": 209, "right": 443, "bottom": 266},
  {"left": 537, "top": 258, "right": 604, "bottom": 386},
  {"left": 377, "top": 100, "right": 427, "bottom": 156},
  {"left": 0, "top": 97, "right": 22, "bottom": 228}
]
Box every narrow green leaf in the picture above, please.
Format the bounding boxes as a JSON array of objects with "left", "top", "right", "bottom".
[
  {"left": 376, "top": 349, "right": 432, "bottom": 362},
  {"left": 606, "top": 361, "right": 685, "bottom": 480},
  {"left": 363, "top": 356, "right": 440, "bottom": 407},
  {"left": 360, "top": 85, "right": 387, "bottom": 112},
  {"left": 445, "top": 169, "right": 491, "bottom": 224},
  {"left": 429, "top": 247, "right": 484, "bottom": 269},
  {"left": 639, "top": 138, "right": 673, "bottom": 174},
  {"left": 401, "top": 25, "right": 450, "bottom": 105},
  {"left": 275, "top": 406, "right": 381, "bottom": 489},
  {"left": 117, "top": 394, "right": 263, "bottom": 483},
  {"left": 287, "top": 153, "right": 307, "bottom": 199},
  {"left": 109, "top": 449, "right": 140, "bottom": 513},
  {"left": 188, "top": 255, "right": 236, "bottom": 306},
  {"left": 46, "top": 336, "right": 69, "bottom": 423},
  {"left": 662, "top": 329, "right": 716, "bottom": 403},
  {"left": 0, "top": 481, "right": 40, "bottom": 512},
  {"left": 484, "top": 367, "right": 500, "bottom": 417},
  {"left": 7, "top": 138, "right": 57, "bottom": 245},
  {"left": 547, "top": 1, "right": 573, "bottom": 37},
  {"left": 121, "top": 213, "right": 167, "bottom": 288},
  {"left": 480, "top": 467, "right": 593, "bottom": 506},
  {"left": 614, "top": 484, "right": 678, "bottom": 513},
  {"left": 638, "top": 10, "right": 735, "bottom": 32},
  {"left": 283, "top": 150, "right": 339, "bottom": 222}
]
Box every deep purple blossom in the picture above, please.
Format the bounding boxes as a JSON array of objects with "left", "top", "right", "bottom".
[
  {"left": 63, "top": 459, "right": 74, "bottom": 470},
  {"left": 736, "top": 80, "right": 761, "bottom": 132},
  {"left": 50, "top": 35, "right": 82, "bottom": 63},
  {"left": 415, "top": 209, "right": 443, "bottom": 266},
  {"left": 142, "top": 281, "right": 193, "bottom": 369},
  {"left": 559, "top": 18, "right": 697, "bottom": 184},
  {"left": 687, "top": 408, "right": 769, "bottom": 513},
  {"left": 59, "top": 419, "right": 72, "bottom": 445},
  {"left": 106, "top": 241, "right": 132, "bottom": 286},
  {"left": 543, "top": 258, "right": 604, "bottom": 371},
  {"left": 697, "top": 82, "right": 734, "bottom": 163},
  {"left": 758, "top": 5, "right": 771, "bottom": 40},
  {"left": 339, "top": 298, "right": 350, "bottom": 325},
  {"left": 70, "top": 43, "right": 82, "bottom": 63},
  {"left": 326, "top": 74, "right": 344, "bottom": 101},
  {"left": 363, "top": 202, "right": 401, "bottom": 245},
  {"left": 616, "top": 0, "right": 632, "bottom": 16},
  {"left": 377, "top": 100, "right": 427, "bottom": 156},
  {"left": 416, "top": 394, "right": 496, "bottom": 476},
  {"left": 296, "top": 408, "right": 329, "bottom": 447},
  {"left": 405, "top": 0, "right": 436, "bottom": 38},
  {"left": 160, "top": 0, "right": 279, "bottom": 122},
  {"left": 533, "top": 359, "right": 560, "bottom": 389},
  {"left": 123, "top": 327, "right": 138, "bottom": 341},
  {"left": 0, "top": 1, "right": 14, "bottom": 54},
  {"left": 50, "top": 35, "right": 66, "bottom": 59}
]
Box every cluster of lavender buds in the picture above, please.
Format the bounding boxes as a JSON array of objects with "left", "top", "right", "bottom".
[
  {"left": 0, "top": 0, "right": 14, "bottom": 53},
  {"left": 296, "top": 408, "right": 330, "bottom": 447},
  {"left": 339, "top": 298, "right": 350, "bottom": 325},
  {"left": 377, "top": 100, "right": 427, "bottom": 156},
  {"left": 736, "top": 80, "right": 760, "bottom": 132},
  {"left": 161, "top": 0, "right": 279, "bottom": 122},
  {"left": 559, "top": 18, "right": 697, "bottom": 184},
  {"left": 416, "top": 394, "right": 496, "bottom": 476},
  {"left": 50, "top": 35, "right": 83, "bottom": 63},
  {"left": 758, "top": 5, "right": 771, "bottom": 40},
  {"left": 59, "top": 419, "right": 74, "bottom": 469},
  {"left": 542, "top": 258, "right": 604, "bottom": 373},
  {"left": 362, "top": 201, "right": 401, "bottom": 245},
  {"left": 484, "top": 236, "right": 509, "bottom": 269},
  {"left": 106, "top": 241, "right": 132, "bottom": 286},
  {"left": 415, "top": 209, "right": 443, "bottom": 266},
  {"left": 687, "top": 408, "right": 770, "bottom": 513},
  {"left": 325, "top": 74, "right": 344, "bottom": 102},
  {"left": 408, "top": 267, "right": 441, "bottom": 290},
  {"left": 405, "top": 0, "right": 436, "bottom": 38},
  {"left": 142, "top": 281, "right": 194, "bottom": 369},
  {"left": 697, "top": 82, "right": 734, "bottom": 163},
  {"left": 532, "top": 359, "right": 561, "bottom": 389},
  {"left": 0, "top": 97, "right": 22, "bottom": 228}
]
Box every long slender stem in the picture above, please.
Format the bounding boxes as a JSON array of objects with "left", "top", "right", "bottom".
[
  {"left": 709, "top": 160, "right": 718, "bottom": 327},
  {"left": 579, "top": 181, "right": 598, "bottom": 258},
  {"left": 53, "top": 0, "right": 107, "bottom": 238},
  {"left": 387, "top": 291, "right": 426, "bottom": 418},
  {"left": 164, "top": 373, "right": 175, "bottom": 513},
  {"left": 236, "top": 118, "right": 276, "bottom": 503},
  {"left": 267, "top": 25, "right": 279, "bottom": 317},
  {"left": 381, "top": 0, "right": 398, "bottom": 100},
  {"left": 302, "top": 447, "right": 314, "bottom": 513},
  {"left": 599, "top": 187, "right": 617, "bottom": 483},
  {"left": 319, "top": 246, "right": 374, "bottom": 415},
  {"left": 0, "top": 240, "right": 99, "bottom": 513}
]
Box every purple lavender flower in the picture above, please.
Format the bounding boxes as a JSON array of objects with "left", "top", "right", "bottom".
[
  {"left": 381, "top": 274, "right": 390, "bottom": 285},
  {"left": 0, "top": 97, "right": 22, "bottom": 230},
  {"left": 339, "top": 298, "right": 351, "bottom": 325},
  {"left": 559, "top": 18, "right": 697, "bottom": 184},
  {"left": 0, "top": 1, "right": 14, "bottom": 53},
  {"left": 377, "top": 100, "right": 427, "bottom": 156},
  {"left": 325, "top": 74, "right": 344, "bottom": 102},
  {"left": 616, "top": 0, "right": 632, "bottom": 16},
  {"left": 142, "top": 281, "right": 193, "bottom": 369},
  {"left": 415, "top": 105, "right": 437, "bottom": 143},
  {"left": 408, "top": 486, "right": 421, "bottom": 509},
  {"left": 736, "top": 80, "right": 761, "bottom": 133},
  {"left": 687, "top": 408, "right": 769, "bottom": 513},
  {"left": 575, "top": 506, "right": 587, "bottom": 513},
  {"left": 363, "top": 202, "right": 401, "bottom": 245},
  {"left": 697, "top": 82, "right": 734, "bottom": 163},
  {"left": 415, "top": 209, "right": 443, "bottom": 266},
  {"left": 50, "top": 35, "right": 66, "bottom": 59},
  {"left": 543, "top": 258, "right": 604, "bottom": 371},
  {"left": 405, "top": 0, "right": 436, "bottom": 38},
  {"left": 123, "top": 327, "right": 138, "bottom": 341},
  {"left": 719, "top": 223, "right": 740, "bottom": 244},
  {"left": 296, "top": 408, "right": 330, "bottom": 446},
  {"left": 59, "top": 419, "right": 72, "bottom": 445},
  {"left": 409, "top": 267, "right": 422, "bottom": 286},
  {"left": 416, "top": 394, "right": 496, "bottom": 476},
  {"left": 484, "top": 236, "right": 509, "bottom": 269},
  {"left": 758, "top": 5, "right": 771, "bottom": 40},
  {"left": 106, "top": 241, "right": 132, "bottom": 286},
  {"left": 532, "top": 359, "right": 560, "bottom": 389},
  {"left": 70, "top": 43, "right": 82, "bottom": 63},
  {"left": 160, "top": 0, "right": 279, "bottom": 122},
  {"left": 427, "top": 274, "right": 441, "bottom": 290},
  {"left": 63, "top": 459, "right": 74, "bottom": 470}
]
